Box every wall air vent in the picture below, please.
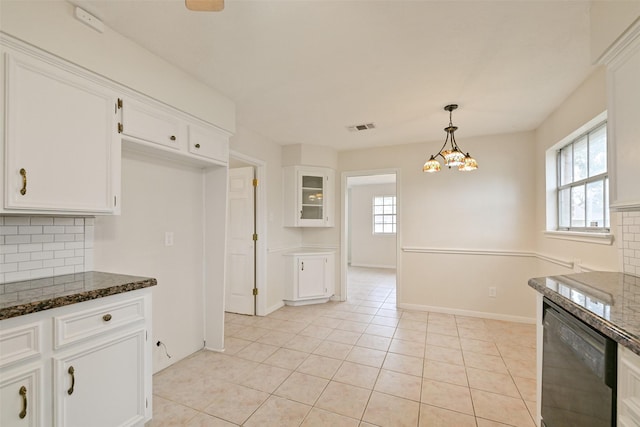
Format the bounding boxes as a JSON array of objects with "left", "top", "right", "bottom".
[{"left": 347, "top": 123, "right": 376, "bottom": 132}]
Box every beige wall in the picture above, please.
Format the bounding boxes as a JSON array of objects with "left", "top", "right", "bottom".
[{"left": 349, "top": 183, "right": 397, "bottom": 268}]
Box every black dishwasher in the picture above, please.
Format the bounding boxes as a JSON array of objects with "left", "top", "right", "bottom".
[{"left": 542, "top": 298, "right": 617, "bottom": 427}]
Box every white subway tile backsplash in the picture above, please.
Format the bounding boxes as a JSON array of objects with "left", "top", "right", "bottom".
[
  {"left": 0, "top": 216, "right": 94, "bottom": 284},
  {"left": 622, "top": 211, "right": 640, "bottom": 277}
]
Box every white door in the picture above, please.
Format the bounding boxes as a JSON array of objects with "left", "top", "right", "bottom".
[{"left": 225, "top": 167, "right": 255, "bottom": 315}]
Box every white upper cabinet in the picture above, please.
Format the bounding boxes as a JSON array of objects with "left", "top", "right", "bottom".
[
  {"left": 602, "top": 21, "right": 640, "bottom": 211},
  {"left": 118, "top": 97, "right": 181, "bottom": 150},
  {"left": 283, "top": 166, "right": 335, "bottom": 227},
  {"left": 1, "top": 40, "right": 120, "bottom": 215},
  {"left": 187, "top": 122, "right": 229, "bottom": 164}
]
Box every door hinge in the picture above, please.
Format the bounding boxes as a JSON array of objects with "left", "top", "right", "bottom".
[
  {"left": 146, "top": 398, "right": 148, "bottom": 409},
  {"left": 145, "top": 330, "right": 148, "bottom": 341},
  {"left": 252, "top": 178, "right": 258, "bottom": 187},
  {"left": 252, "top": 233, "right": 258, "bottom": 241},
  {"left": 117, "top": 122, "right": 123, "bottom": 133},
  {"left": 117, "top": 98, "right": 123, "bottom": 109},
  {"left": 114, "top": 196, "right": 117, "bottom": 207},
  {"left": 253, "top": 288, "right": 258, "bottom": 296}
]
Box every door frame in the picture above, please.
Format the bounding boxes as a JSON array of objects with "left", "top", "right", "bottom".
[
  {"left": 229, "top": 150, "right": 267, "bottom": 316},
  {"left": 340, "top": 168, "right": 401, "bottom": 303}
]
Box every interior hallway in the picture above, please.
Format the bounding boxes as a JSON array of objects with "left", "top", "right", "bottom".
[{"left": 147, "top": 267, "right": 537, "bottom": 426}]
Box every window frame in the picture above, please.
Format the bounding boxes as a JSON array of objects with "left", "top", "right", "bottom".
[
  {"left": 555, "top": 121, "right": 609, "bottom": 233},
  {"left": 372, "top": 195, "right": 396, "bottom": 235}
]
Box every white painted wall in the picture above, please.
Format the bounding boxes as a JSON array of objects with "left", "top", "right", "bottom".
[
  {"left": 93, "top": 152, "right": 206, "bottom": 372},
  {"left": 349, "top": 183, "right": 396, "bottom": 269}
]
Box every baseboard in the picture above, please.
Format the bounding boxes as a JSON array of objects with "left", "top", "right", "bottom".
[
  {"left": 397, "top": 302, "right": 536, "bottom": 324},
  {"left": 265, "top": 300, "right": 285, "bottom": 315},
  {"left": 350, "top": 263, "right": 396, "bottom": 269}
]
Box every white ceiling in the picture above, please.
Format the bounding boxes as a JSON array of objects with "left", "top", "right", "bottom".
[{"left": 71, "top": 0, "right": 594, "bottom": 152}]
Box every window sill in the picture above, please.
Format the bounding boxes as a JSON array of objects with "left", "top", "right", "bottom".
[{"left": 543, "top": 230, "right": 614, "bottom": 245}]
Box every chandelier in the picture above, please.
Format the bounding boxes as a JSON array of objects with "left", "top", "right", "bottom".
[{"left": 423, "top": 104, "right": 478, "bottom": 173}]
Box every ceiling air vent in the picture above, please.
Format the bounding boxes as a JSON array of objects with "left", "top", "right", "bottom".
[{"left": 347, "top": 123, "right": 376, "bottom": 132}]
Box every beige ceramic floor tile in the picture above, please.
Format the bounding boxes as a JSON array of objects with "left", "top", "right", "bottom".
[
  {"left": 263, "top": 347, "right": 309, "bottom": 370},
  {"left": 326, "top": 329, "right": 362, "bottom": 345},
  {"left": 313, "top": 340, "right": 353, "bottom": 360},
  {"left": 336, "top": 320, "right": 369, "bottom": 333},
  {"left": 513, "top": 375, "right": 536, "bottom": 401},
  {"left": 257, "top": 330, "right": 296, "bottom": 347},
  {"left": 394, "top": 328, "right": 427, "bottom": 344},
  {"left": 243, "top": 395, "right": 311, "bottom": 427},
  {"left": 236, "top": 341, "right": 280, "bottom": 363},
  {"left": 458, "top": 327, "right": 494, "bottom": 341},
  {"left": 425, "top": 345, "right": 464, "bottom": 365},
  {"left": 333, "top": 361, "right": 380, "bottom": 389},
  {"left": 403, "top": 311, "right": 430, "bottom": 322},
  {"left": 283, "top": 335, "right": 322, "bottom": 353},
  {"left": 427, "top": 323, "right": 459, "bottom": 337},
  {"left": 382, "top": 352, "right": 424, "bottom": 376},
  {"left": 374, "top": 369, "right": 422, "bottom": 401},
  {"left": 299, "top": 324, "right": 334, "bottom": 340},
  {"left": 184, "top": 412, "right": 238, "bottom": 427},
  {"left": 471, "top": 389, "right": 536, "bottom": 427},
  {"left": 419, "top": 403, "right": 477, "bottom": 427},
  {"left": 370, "top": 315, "right": 400, "bottom": 327},
  {"left": 496, "top": 342, "right": 537, "bottom": 363},
  {"left": 362, "top": 391, "right": 420, "bottom": 426},
  {"left": 377, "top": 308, "right": 403, "bottom": 318},
  {"left": 426, "top": 332, "right": 461, "bottom": 350},
  {"left": 315, "top": 381, "right": 372, "bottom": 419},
  {"left": 356, "top": 333, "right": 392, "bottom": 351},
  {"left": 346, "top": 346, "right": 387, "bottom": 368},
  {"left": 466, "top": 367, "right": 520, "bottom": 397},
  {"left": 344, "top": 312, "right": 375, "bottom": 323},
  {"left": 525, "top": 399, "right": 537, "bottom": 421},
  {"left": 462, "top": 351, "right": 509, "bottom": 374},
  {"left": 421, "top": 379, "right": 474, "bottom": 415},
  {"left": 222, "top": 336, "right": 252, "bottom": 355},
  {"left": 312, "top": 316, "right": 343, "bottom": 328},
  {"left": 460, "top": 337, "right": 500, "bottom": 356},
  {"left": 503, "top": 357, "right": 536, "bottom": 379},
  {"left": 397, "top": 318, "right": 428, "bottom": 332},
  {"left": 476, "top": 419, "right": 515, "bottom": 427},
  {"left": 274, "top": 371, "right": 329, "bottom": 405},
  {"left": 232, "top": 326, "right": 271, "bottom": 341},
  {"left": 300, "top": 408, "right": 360, "bottom": 427},
  {"left": 296, "top": 354, "right": 343, "bottom": 379},
  {"left": 239, "top": 363, "right": 292, "bottom": 393},
  {"left": 364, "top": 324, "right": 396, "bottom": 338},
  {"left": 423, "top": 360, "right": 468, "bottom": 386},
  {"left": 147, "top": 395, "right": 199, "bottom": 426},
  {"left": 202, "top": 382, "right": 270, "bottom": 425},
  {"left": 388, "top": 338, "right": 425, "bottom": 358}
]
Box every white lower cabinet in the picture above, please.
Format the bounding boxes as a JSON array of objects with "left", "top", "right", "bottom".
[
  {"left": 283, "top": 250, "right": 335, "bottom": 306},
  {"left": 0, "top": 289, "right": 152, "bottom": 427},
  {"left": 618, "top": 346, "right": 640, "bottom": 427},
  {"left": 54, "top": 330, "right": 146, "bottom": 427},
  {"left": 0, "top": 364, "right": 42, "bottom": 427}
]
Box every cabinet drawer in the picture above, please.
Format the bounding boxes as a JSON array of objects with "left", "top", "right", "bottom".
[
  {"left": 0, "top": 323, "right": 41, "bottom": 367},
  {"left": 120, "top": 97, "right": 181, "bottom": 149},
  {"left": 53, "top": 297, "right": 145, "bottom": 348},
  {"left": 187, "top": 123, "right": 229, "bottom": 163}
]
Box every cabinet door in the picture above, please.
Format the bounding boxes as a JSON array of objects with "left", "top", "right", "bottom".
[
  {"left": 187, "top": 122, "right": 229, "bottom": 164},
  {"left": 0, "top": 365, "right": 41, "bottom": 427},
  {"left": 119, "top": 97, "right": 181, "bottom": 150},
  {"left": 297, "top": 257, "right": 326, "bottom": 299},
  {"left": 4, "top": 52, "right": 119, "bottom": 213},
  {"left": 54, "top": 330, "right": 146, "bottom": 427},
  {"left": 298, "top": 172, "right": 326, "bottom": 227}
]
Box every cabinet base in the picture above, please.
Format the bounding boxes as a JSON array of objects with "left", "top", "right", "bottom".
[{"left": 283, "top": 297, "right": 331, "bottom": 306}]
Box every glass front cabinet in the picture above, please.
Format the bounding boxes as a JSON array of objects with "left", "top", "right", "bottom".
[{"left": 283, "top": 166, "right": 334, "bottom": 227}]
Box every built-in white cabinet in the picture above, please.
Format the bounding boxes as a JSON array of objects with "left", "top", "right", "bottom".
[
  {"left": 0, "top": 290, "right": 152, "bottom": 426},
  {"left": 1, "top": 38, "right": 121, "bottom": 215},
  {"left": 618, "top": 346, "right": 640, "bottom": 427},
  {"left": 283, "top": 250, "right": 335, "bottom": 305},
  {"left": 602, "top": 21, "right": 640, "bottom": 211},
  {"left": 118, "top": 97, "right": 182, "bottom": 150},
  {"left": 283, "top": 166, "right": 335, "bottom": 227}
]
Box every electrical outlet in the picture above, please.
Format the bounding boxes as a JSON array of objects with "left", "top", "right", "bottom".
[
  {"left": 165, "top": 232, "right": 174, "bottom": 247},
  {"left": 489, "top": 287, "right": 497, "bottom": 298}
]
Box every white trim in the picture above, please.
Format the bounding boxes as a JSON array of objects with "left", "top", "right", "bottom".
[
  {"left": 303, "top": 243, "right": 340, "bottom": 250},
  {"left": 229, "top": 150, "right": 268, "bottom": 316},
  {"left": 267, "top": 246, "right": 300, "bottom": 254},
  {"left": 265, "top": 301, "right": 285, "bottom": 316},
  {"left": 401, "top": 246, "right": 574, "bottom": 269},
  {"left": 597, "top": 16, "right": 640, "bottom": 65},
  {"left": 349, "top": 263, "right": 396, "bottom": 269},
  {"left": 397, "top": 302, "right": 535, "bottom": 324},
  {"left": 543, "top": 230, "right": 614, "bottom": 245},
  {"left": 610, "top": 200, "right": 640, "bottom": 212}
]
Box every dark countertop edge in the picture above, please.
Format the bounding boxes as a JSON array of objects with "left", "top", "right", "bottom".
[
  {"left": 0, "top": 278, "right": 157, "bottom": 321},
  {"left": 528, "top": 277, "right": 640, "bottom": 357}
]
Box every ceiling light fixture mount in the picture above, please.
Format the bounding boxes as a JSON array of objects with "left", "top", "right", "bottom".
[{"left": 423, "top": 104, "right": 478, "bottom": 173}]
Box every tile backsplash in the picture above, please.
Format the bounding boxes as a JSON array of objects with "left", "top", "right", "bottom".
[
  {"left": 620, "top": 211, "right": 640, "bottom": 277},
  {"left": 0, "top": 216, "right": 94, "bottom": 284}
]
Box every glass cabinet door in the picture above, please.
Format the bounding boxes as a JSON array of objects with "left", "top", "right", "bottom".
[{"left": 300, "top": 175, "right": 324, "bottom": 221}]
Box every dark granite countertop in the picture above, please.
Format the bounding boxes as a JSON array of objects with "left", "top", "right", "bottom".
[
  {"left": 0, "top": 271, "right": 157, "bottom": 320},
  {"left": 528, "top": 272, "right": 640, "bottom": 356}
]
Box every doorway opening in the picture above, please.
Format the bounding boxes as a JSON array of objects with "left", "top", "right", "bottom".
[
  {"left": 341, "top": 170, "right": 399, "bottom": 305},
  {"left": 226, "top": 151, "right": 267, "bottom": 316}
]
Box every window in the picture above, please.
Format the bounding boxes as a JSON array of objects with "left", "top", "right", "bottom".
[
  {"left": 373, "top": 195, "right": 396, "bottom": 234},
  {"left": 557, "top": 121, "right": 609, "bottom": 231}
]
